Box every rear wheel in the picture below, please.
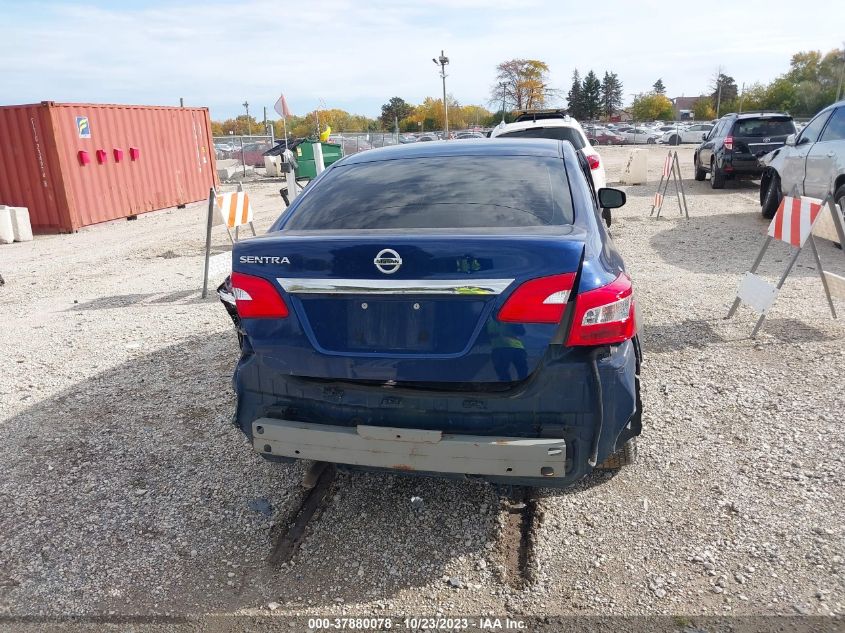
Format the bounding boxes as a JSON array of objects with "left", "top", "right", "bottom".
[
  {"left": 596, "top": 438, "right": 637, "bottom": 470},
  {"left": 694, "top": 155, "right": 706, "bottom": 181},
  {"left": 647, "top": 137, "right": 656, "bottom": 144},
  {"left": 670, "top": 135, "right": 680, "bottom": 146},
  {"left": 710, "top": 159, "right": 725, "bottom": 189},
  {"left": 761, "top": 172, "right": 782, "bottom": 219}
]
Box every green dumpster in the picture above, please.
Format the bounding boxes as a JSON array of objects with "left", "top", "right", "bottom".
[{"left": 294, "top": 141, "right": 342, "bottom": 179}]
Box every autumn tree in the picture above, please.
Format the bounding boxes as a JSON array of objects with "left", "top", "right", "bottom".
[
  {"left": 490, "top": 59, "right": 555, "bottom": 111},
  {"left": 692, "top": 98, "right": 716, "bottom": 120},
  {"left": 631, "top": 93, "right": 675, "bottom": 121}
]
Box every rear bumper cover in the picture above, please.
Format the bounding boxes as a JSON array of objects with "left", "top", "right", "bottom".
[
  {"left": 253, "top": 420, "right": 568, "bottom": 479},
  {"left": 232, "top": 339, "right": 641, "bottom": 487}
]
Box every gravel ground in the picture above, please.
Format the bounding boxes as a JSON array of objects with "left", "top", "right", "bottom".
[{"left": 0, "top": 145, "right": 843, "bottom": 624}]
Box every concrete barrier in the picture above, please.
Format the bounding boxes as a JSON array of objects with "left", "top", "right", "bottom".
[
  {"left": 0, "top": 206, "right": 14, "bottom": 244},
  {"left": 264, "top": 155, "right": 282, "bottom": 177},
  {"left": 620, "top": 149, "right": 648, "bottom": 185},
  {"left": 10, "top": 207, "right": 33, "bottom": 242}
]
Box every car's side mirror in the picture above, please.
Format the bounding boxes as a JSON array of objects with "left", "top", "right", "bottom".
[
  {"left": 785, "top": 134, "right": 796, "bottom": 146},
  {"left": 598, "top": 187, "right": 626, "bottom": 209}
]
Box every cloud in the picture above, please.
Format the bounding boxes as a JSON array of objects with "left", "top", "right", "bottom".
[{"left": 0, "top": 0, "right": 842, "bottom": 120}]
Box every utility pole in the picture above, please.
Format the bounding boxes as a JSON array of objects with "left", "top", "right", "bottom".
[
  {"left": 432, "top": 50, "right": 450, "bottom": 137},
  {"left": 738, "top": 82, "right": 745, "bottom": 113},
  {"left": 242, "top": 101, "right": 251, "bottom": 135},
  {"left": 714, "top": 65, "right": 723, "bottom": 118},
  {"left": 500, "top": 82, "right": 507, "bottom": 122}
]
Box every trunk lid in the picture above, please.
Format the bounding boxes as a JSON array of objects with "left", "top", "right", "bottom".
[{"left": 233, "top": 230, "right": 586, "bottom": 383}]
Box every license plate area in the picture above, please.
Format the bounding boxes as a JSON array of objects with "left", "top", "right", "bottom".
[{"left": 300, "top": 295, "right": 486, "bottom": 354}]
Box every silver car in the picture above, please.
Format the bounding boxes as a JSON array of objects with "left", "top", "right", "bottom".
[{"left": 760, "top": 100, "right": 845, "bottom": 218}]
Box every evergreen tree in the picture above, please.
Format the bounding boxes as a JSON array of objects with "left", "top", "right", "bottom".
[
  {"left": 653, "top": 78, "right": 667, "bottom": 95},
  {"left": 567, "top": 69, "right": 584, "bottom": 119},
  {"left": 600, "top": 72, "right": 624, "bottom": 118},
  {"left": 581, "top": 71, "right": 602, "bottom": 120}
]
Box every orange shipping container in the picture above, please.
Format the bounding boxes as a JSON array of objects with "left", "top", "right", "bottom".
[{"left": 0, "top": 101, "right": 219, "bottom": 233}]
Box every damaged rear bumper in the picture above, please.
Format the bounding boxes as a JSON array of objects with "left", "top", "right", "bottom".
[{"left": 253, "top": 419, "right": 568, "bottom": 480}]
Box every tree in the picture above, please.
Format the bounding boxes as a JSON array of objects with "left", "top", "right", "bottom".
[
  {"left": 567, "top": 69, "right": 584, "bottom": 119},
  {"left": 653, "top": 78, "right": 666, "bottom": 95},
  {"left": 490, "top": 59, "right": 555, "bottom": 111},
  {"left": 631, "top": 93, "right": 675, "bottom": 121},
  {"left": 600, "top": 72, "right": 624, "bottom": 119},
  {"left": 710, "top": 72, "right": 738, "bottom": 114},
  {"left": 380, "top": 97, "right": 414, "bottom": 130},
  {"left": 692, "top": 98, "right": 716, "bottom": 120},
  {"left": 581, "top": 71, "right": 602, "bottom": 120}
]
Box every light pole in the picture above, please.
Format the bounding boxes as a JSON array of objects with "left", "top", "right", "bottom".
[
  {"left": 242, "top": 101, "right": 251, "bottom": 135},
  {"left": 432, "top": 50, "right": 449, "bottom": 137},
  {"left": 499, "top": 82, "right": 507, "bottom": 122}
]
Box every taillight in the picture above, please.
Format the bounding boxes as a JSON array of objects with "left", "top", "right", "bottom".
[
  {"left": 724, "top": 136, "right": 733, "bottom": 151},
  {"left": 497, "top": 273, "right": 576, "bottom": 324},
  {"left": 586, "top": 154, "right": 601, "bottom": 170},
  {"left": 566, "top": 273, "right": 635, "bottom": 346},
  {"left": 230, "top": 272, "right": 289, "bottom": 319}
]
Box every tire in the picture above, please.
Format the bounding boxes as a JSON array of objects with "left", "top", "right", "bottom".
[
  {"left": 647, "top": 137, "right": 656, "bottom": 144},
  {"left": 694, "top": 155, "right": 706, "bottom": 181},
  {"left": 761, "top": 172, "right": 781, "bottom": 219},
  {"left": 835, "top": 184, "right": 845, "bottom": 249},
  {"left": 670, "top": 135, "right": 680, "bottom": 146},
  {"left": 596, "top": 437, "right": 637, "bottom": 470},
  {"left": 710, "top": 159, "right": 725, "bottom": 189}
]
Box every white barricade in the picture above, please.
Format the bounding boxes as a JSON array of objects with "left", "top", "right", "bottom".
[
  {"left": 0, "top": 207, "right": 14, "bottom": 244},
  {"left": 620, "top": 149, "right": 647, "bottom": 185}
]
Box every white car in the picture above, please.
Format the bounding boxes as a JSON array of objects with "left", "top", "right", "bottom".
[
  {"left": 620, "top": 128, "right": 663, "bottom": 144},
  {"left": 489, "top": 117, "right": 607, "bottom": 190},
  {"left": 660, "top": 123, "right": 713, "bottom": 145},
  {"left": 759, "top": 99, "right": 845, "bottom": 219}
]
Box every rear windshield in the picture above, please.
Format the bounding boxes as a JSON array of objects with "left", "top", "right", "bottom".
[
  {"left": 497, "top": 126, "right": 586, "bottom": 150},
  {"left": 284, "top": 155, "right": 574, "bottom": 230},
  {"left": 733, "top": 118, "right": 795, "bottom": 137}
]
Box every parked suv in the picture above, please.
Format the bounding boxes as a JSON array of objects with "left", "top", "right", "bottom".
[
  {"left": 490, "top": 115, "right": 607, "bottom": 189},
  {"left": 694, "top": 112, "right": 796, "bottom": 189},
  {"left": 759, "top": 100, "right": 845, "bottom": 218}
]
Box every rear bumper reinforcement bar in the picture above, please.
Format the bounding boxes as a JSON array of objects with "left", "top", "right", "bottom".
[{"left": 252, "top": 418, "right": 568, "bottom": 479}]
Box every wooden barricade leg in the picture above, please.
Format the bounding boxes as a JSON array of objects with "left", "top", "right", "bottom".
[
  {"left": 201, "top": 188, "right": 216, "bottom": 299},
  {"left": 808, "top": 235, "right": 837, "bottom": 318}
]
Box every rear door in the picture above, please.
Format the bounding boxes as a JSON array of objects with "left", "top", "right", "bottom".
[
  {"left": 804, "top": 107, "right": 845, "bottom": 198},
  {"left": 782, "top": 110, "right": 832, "bottom": 195}
]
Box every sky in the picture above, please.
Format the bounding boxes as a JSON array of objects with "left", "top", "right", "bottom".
[{"left": 1, "top": 0, "right": 843, "bottom": 122}]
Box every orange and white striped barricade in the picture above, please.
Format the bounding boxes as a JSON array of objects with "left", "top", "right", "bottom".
[
  {"left": 649, "top": 150, "right": 689, "bottom": 219},
  {"left": 726, "top": 186, "right": 845, "bottom": 337},
  {"left": 213, "top": 182, "right": 257, "bottom": 243},
  {"left": 201, "top": 183, "right": 257, "bottom": 298}
]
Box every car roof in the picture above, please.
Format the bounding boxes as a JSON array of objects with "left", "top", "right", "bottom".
[
  {"left": 723, "top": 111, "right": 792, "bottom": 120},
  {"left": 490, "top": 118, "right": 585, "bottom": 136},
  {"left": 339, "top": 138, "right": 571, "bottom": 165}
]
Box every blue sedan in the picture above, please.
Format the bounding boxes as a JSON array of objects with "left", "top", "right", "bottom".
[{"left": 219, "top": 139, "right": 642, "bottom": 488}]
